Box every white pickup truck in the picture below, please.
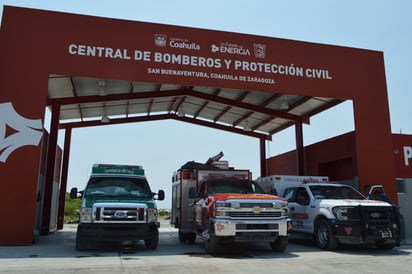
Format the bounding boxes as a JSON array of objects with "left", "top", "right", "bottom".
[{"left": 258, "top": 175, "right": 401, "bottom": 250}]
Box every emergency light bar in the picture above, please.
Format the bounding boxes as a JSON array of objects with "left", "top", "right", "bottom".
[
  {"left": 92, "top": 164, "right": 144, "bottom": 176},
  {"left": 207, "top": 173, "right": 249, "bottom": 179}
]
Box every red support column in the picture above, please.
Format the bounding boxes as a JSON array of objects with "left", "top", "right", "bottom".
[
  {"left": 295, "top": 121, "right": 305, "bottom": 175},
  {"left": 260, "top": 137, "right": 267, "bottom": 177},
  {"left": 41, "top": 103, "right": 60, "bottom": 235},
  {"left": 57, "top": 127, "right": 72, "bottom": 229}
]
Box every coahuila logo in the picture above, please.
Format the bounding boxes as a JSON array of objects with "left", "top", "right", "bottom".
[
  {"left": 0, "top": 102, "right": 43, "bottom": 163},
  {"left": 154, "top": 34, "right": 167, "bottom": 47},
  {"left": 170, "top": 38, "right": 200, "bottom": 50},
  {"left": 154, "top": 34, "right": 200, "bottom": 50},
  {"left": 211, "top": 42, "right": 251, "bottom": 56}
]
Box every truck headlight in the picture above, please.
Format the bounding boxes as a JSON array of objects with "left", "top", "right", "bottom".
[
  {"left": 333, "top": 207, "right": 353, "bottom": 221},
  {"left": 281, "top": 207, "right": 289, "bottom": 216},
  {"left": 215, "top": 201, "right": 231, "bottom": 208},
  {"left": 214, "top": 201, "right": 230, "bottom": 217},
  {"left": 147, "top": 208, "right": 158, "bottom": 223},
  {"left": 215, "top": 210, "right": 229, "bottom": 217},
  {"left": 80, "top": 207, "right": 92, "bottom": 223},
  {"left": 273, "top": 202, "right": 288, "bottom": 209}
]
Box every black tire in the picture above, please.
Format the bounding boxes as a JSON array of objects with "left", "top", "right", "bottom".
[
  {"left": 75, "top": 227, "right": 92, "bottom": 251},
  {"left": 178, "top": 230, "right": 186, "bottom": 242},
  {"left": 75, "top": 234, "right": 89, "bottom": 251},
  {"left": 315, "top": 219, "right": 339, "bottom": 250},
  {"left": 204, "top": 230, "right": 219, "bottom": 254},
  {"left": 144, "top": 232, "right": 159, "bottom": 250},
  {"left": 270, "top": 236, "right": 288, "bottom": 252},
  {"left": 187, "top": 233, "right": 196, "bottom": 244},
  {"left": 178, "top": 230, "right": 196, "bottom": 243},
  {"left": 377, "top": 243, "right": 396, "bottom": 250}
]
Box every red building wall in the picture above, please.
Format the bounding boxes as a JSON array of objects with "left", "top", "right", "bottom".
[
  {"left": 267, "top": 131, "right": 412, "bottom": 199},
  {"left": 267, "top": 131, "right": 357, "bottom": 181},
  {"left": 266, "top": 150, "right": 297, "bottom": 175}
]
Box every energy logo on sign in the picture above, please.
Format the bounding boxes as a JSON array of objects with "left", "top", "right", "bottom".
[
  {"left": 0, "top": 102, "right": 43, "bottom": 163},
  {"left": 211, "top": 44, "right": 220, "bottom": 53}
]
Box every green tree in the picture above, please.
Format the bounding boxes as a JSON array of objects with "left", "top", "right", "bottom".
[{"left": 64, "top": 193, "right": 81, "bottom": 223}]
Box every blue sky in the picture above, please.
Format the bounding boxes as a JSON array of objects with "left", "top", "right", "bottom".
[{"left": 1, "top": 0, "right": 411, "bottom": 208}]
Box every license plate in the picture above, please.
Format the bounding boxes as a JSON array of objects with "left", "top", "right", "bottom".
[
  {"left": 381, "top": 230, "right": 392, "bottom": 239},
  {"left": 241, "top": 234, "right": 270, "bottom": 241}
]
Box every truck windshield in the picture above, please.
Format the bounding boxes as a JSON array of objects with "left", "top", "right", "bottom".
[
  {"left": 84, "top": 177, "right": 152, "bottom": 198},
  {"left": 209, "top": 180, "right": 265, "bottom": 194},
  {"left": 309, "top": 185, "right": 365, "bottom": 200}
]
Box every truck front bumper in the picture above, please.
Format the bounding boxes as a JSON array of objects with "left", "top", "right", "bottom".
[
  {"left": 77, "top": 223, "right": 158, "bottom": 243},
  {"left": 329, "top": 219, "right": 401, "bottom": 245},
  {"left": 211, "top": 218, "right": 291, "bottom": 240}
]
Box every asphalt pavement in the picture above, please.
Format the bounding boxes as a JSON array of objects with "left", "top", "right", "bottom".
[{"left": 1, "top": 220, "right": 411, "bottom": 273}]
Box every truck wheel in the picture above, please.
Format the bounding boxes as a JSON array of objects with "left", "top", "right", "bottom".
[
  {"left": 178, "top": 230, "right": 186, "bottom": 242},
  {"left": 145, "top": 233, "right": 159, "bottom": 250},
  {"left": 377, "top": 243, "right": 396, "bottom": 250},
  {"left": 187, "top": 233, "right": 196, "bottom": 243},
  {"left": 75, "top": 235, "right": 89, "bottom": 251},
  {"left": 204, "top": 230, "right": 218, "bottom": 254},
  {"left": 315, "top": 219, "right": 338, "bottom": 250},
  {"left": 178, "top": 231, "right": 196, "bottom": 243},
  {"left": 270, "top": 236, "right": 288, "bottom": 252}
]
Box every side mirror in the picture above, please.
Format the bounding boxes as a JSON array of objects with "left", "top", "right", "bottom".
[
  {"left": 188, "top": 187, "right": 196, "bottom": 199},
  {"left": 70, "top": 187, "right": 79, "bottom": 199},
  {"left": 157, "top": 190, "right": 165, "bottom": 201}
]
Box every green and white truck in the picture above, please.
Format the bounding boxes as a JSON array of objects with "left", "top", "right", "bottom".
[{"left": 70, "top": 164, "right": 165, "bottom": 250}]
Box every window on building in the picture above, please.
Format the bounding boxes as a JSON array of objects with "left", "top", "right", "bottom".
[{"left": 396, "top": 179, "right": 406, "bottom": 194}]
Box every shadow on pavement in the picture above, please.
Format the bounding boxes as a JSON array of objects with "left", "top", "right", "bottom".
[{"left": 0, "top": 223, "right": 409, "bottom": 259}]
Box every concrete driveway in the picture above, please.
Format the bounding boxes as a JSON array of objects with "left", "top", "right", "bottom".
[{"left": 1, "top": 220, "right": 411, "bottom": 273}]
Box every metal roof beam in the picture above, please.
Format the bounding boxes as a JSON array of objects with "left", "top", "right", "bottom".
[
  {"left": 146, "top": 98, "right": 154, "bottom": 116},
  {"left": 233, "top": 93, "right": 282, "bottom": 127},
  {"left": 193, "top": 89, "right": 221, "bottom": 118},
  {"left": 58, "top": 113, "right": 272, "bottom": 140},
  {"left": 196, "top": 90, "right": 308, "bottom": 123},
  {"left": 48, "top": 88, "right": 309, "bottom": 124},
  {"left": 67, "top": 76, "right": 84, "bottom": 121}
]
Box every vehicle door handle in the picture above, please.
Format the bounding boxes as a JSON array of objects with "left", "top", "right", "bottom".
[{"left": 291, "top": 207, "right": 295, "bottom": 211}]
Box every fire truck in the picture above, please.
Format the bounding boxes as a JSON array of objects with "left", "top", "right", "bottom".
[
  {"left": 171, "top": 152, "right": 291, "bottom": 253},
  {"left": 70, "top": 164, "right": 165, "bottom": 250},
  {"left": 258, "top": 175, "right": 401, "bottom": 250}
]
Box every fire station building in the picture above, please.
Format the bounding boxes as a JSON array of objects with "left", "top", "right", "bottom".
[{"left": 0, "top": 6, "right": 408, "bottom": 245}]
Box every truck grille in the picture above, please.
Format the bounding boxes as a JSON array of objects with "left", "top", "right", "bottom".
[
  {"left": 239, "top": 202, "right": 273, "bottom": 208},
  {"left": 361, "top": 206, "right": 395, "bottom": 226},
  {"left": 236, "top": 223, "right": 279, "bottom": 230},
  {"left": 229, "top": 211, "right": 282, "bottom": 218},
  {"left": 93, "top": 203, "right": 147, "bottom": 223},
  {"left": 217, "top": 200, "right": 286, "bottom": 220}
]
